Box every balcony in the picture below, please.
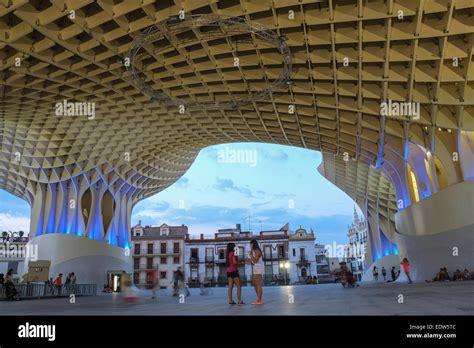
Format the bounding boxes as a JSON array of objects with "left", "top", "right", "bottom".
[
  {"left": 133, "top": 266, "right": 158, "bottom": 271},
  {"left": 263, "top": 254, "right": 286, "bottom": 261},
  {"left": 297, "top": 256, "right": 310, "bottom": 266},
  {"left": 134, "top": 248, "right": 181, "bottom": 256},
  {"left": 189, "top": 256, "right": 199, "bottom": 263}
]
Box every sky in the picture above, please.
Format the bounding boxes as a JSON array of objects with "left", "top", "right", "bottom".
[{"left": 0, "top": 143, "right": 362, "bottom": 245}]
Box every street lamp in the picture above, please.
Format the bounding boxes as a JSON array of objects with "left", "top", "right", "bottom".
[{"left": 279, "top": 261, "right": 290, "bottom": 285}]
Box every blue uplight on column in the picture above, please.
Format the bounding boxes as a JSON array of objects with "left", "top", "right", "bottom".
[{"left": 392, "top": 243, "right": 399, "bottom": 255}]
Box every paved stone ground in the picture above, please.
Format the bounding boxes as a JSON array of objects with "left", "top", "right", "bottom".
[{"left": 1, "top": 281, "right": 473, "bottom": 315}]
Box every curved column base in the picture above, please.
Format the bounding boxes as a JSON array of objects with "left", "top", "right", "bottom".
[
  {"left": 21, "top": 234, "right": 132, "bottom": 287},
  {"left": 361, "top": 254, "right": 401, "bottom": 282},
  {"left": 394, "top": 226, "right": 474, "bottom": 282},
  {"left": 394, "top": 181, "right": 474, "bottom": 282}
]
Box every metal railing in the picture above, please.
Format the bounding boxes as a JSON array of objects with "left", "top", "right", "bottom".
[
  {"left": 134, "top": 248, "right": 181, "bottom": 256},
  {"left": 0, "top": 283, "right": 97, "bottom": 300},
  {"left": 263, "top": 254, "right": 286, "bottom": 260}
]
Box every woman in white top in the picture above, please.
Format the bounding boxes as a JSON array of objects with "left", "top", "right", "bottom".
[{"left": 249, "top": 239, "right": 263, "bottom": 305}]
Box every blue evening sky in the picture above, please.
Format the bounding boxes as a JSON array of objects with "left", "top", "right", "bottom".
[{"left": 0, "top": 143, "right": 361, "bottom": 245}]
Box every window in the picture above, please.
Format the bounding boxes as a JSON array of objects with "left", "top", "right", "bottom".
[
  {"left": 238, "top": 247, "right": 245, "bottom": 260},
  {"left": 191, "top": 268, "right": 198, "bottom": 280},
  {"left": 191, "top": 248, "right": 199, "bottom": 262},
  {"left": 205, "top": 267, "right": 213, "bottom": 280},
  {"left": 173, "top": 256, "right": 180, "bottom": 264},
  {"left": 160, "top": 242, "right": 166, "bottom": 254},
  {"left": 133, "top": 273, "right": 140, "bottom": 284},
  {"left": 147, "top": 258, "right": 153, "bottom": 269},
  {"left": 278, "top": 245, "right": 284, "bottom": 258},
  {"left": 134, "top": 243, "right": 140, "bottom": 255},
  {"left": 292, "top": 248, "right": 295, "bottom": 257},
  {"left": 218, "top": 249, "right": 225, "bottom": 260},
  {"left": 146, "top": 271, "right": 154, "bottom": 284},
  {"left": 134, "top": 258, "right": 140, "bottom": 269},
  {"left": 264, "top": 245, "right": 271, "bottom": 259},
  {"left": 160, "top": 257, "right": 167, "bottom": 264},
  {"left": 160, "top": 272, "right": 167, "bottom": 279},
  {"left": 205, "top": 248, "right": 213, "bottom": 262},
  {"left": 264, "top": 263, "right": 273, "bottom": 277},
  {"left": 134, "top": 227, "right": 142, "bottom": 237},
  {"left": 300, "top": 248, "right": 306, "bottom": 260},
  {"left": 147, "top": 243, "right": 153, "bottom": 254},
  {"left": 173, "top": 242, "right": 180, "bottom": 254}
]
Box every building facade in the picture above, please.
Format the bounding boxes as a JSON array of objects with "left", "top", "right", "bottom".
[
  {"left": 345, "top": 207, "right": 368, "bottom": 281},
  {"left": 131, "top": 222, "right": 187, "bottom": 288},
  {"left": 288, "top": 227, "right": 316, "bottom": 282},
  {"left": 184, "top": 223, "right": 323, "bottom": 286},
  {"left": 0, "top": 232, "right": 28, "bottom": 280},
  {"left": 184, "top": 224, "right": 292, "bottom": 286},
  {"left": 314, "top": 243, "right": 330, "bottom": 278}
]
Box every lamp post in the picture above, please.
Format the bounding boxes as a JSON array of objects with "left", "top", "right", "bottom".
[{"left": 280, "top": 261, "right": 290, "bottom": 285}]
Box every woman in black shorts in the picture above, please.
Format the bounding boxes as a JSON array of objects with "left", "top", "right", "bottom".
[{"left": 226, "top": 243, "right": 244, "bottom": 305}]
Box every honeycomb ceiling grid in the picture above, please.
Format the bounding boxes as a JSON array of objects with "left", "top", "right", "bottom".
[
  {"left": 319, "top": 150, "right": 397, "bottom": 239},
  {"left": 0, "top": 0, "right": 473, "bottom": 204}
]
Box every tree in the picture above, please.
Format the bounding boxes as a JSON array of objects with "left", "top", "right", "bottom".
[
  {"left": 2, "top": 231, "right": 8, "bottom": 242},
  {"left": 19, "top": 231, "right": 24, "bottom": 238}
]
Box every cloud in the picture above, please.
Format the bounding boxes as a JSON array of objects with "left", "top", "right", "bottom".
[
  {"left": 250, "top": 201, "right": 272, "bottom": 208},
  {"left": 175, "top": 177, "right": 190, "bottom": 188},
  {"left": 132, "top": 204, "right": 249, "bottom": 229},
  {"left": 273, "top": 192, "right": 292, "bottom": 199},
  {"left": 0, "top": 213, "right": 30, "bottom": 234},
  {"left": 260, "top": 147, "right": 289, "bottom": 161},
  {"left": 148, "top": 201, "right": 171, "bottom": 211},
  {"left": 213, "top": 177, "right": 253, "bottom": 197}
]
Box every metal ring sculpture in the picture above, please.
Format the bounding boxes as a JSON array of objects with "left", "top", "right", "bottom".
[{"left": 126, "top": 14, "right": 292, "bottom": 110}]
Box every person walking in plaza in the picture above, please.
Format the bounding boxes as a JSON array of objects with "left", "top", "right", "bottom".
[
  {"left": 249, "top": 239, "right": 263, "bottom": 305},
  {"left": 151, "top": 269, "right": 159, "bottom": 299},
  {"left": 70, "top": 272, "right": 76, "bottom": 284},
  {"left": 381, "top": 267, "right": 387, "bottom": 281},
  {"left": 390, "top": 266, "right": 398, "bottom": 282},
  {"left": 226, "top": 243, "right": 244, "bottom": 305},
  {"left": 173, "top": 267, "right": 190, "bottom": 297},
  {"left": 4, "top": 268, "right": 19, "bottom": 300},
  {"left": 400, "top": 258, "right": 412, "bottom": 284},
  {"left": 372, "top": 266, "right": 378, "bottom": 281},
  {"left": 65, "top": 273, "right": 71, "bottom": 285},
  {"left": 54, "top": 273, "right": 63, "bottom": 296}
]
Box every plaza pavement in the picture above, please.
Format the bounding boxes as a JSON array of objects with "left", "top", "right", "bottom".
[{"left": 1, "top": 281, "right": 473, "bottom": 315}]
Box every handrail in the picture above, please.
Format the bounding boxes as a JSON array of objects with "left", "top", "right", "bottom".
[{"left": 0, "top": 283, "right": 97, "bottom": 300}]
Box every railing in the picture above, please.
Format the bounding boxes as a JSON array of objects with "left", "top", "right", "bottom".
[
  {"left": 298, "top": 256, "right": 308, "bottom": 262},
  {"left": 204, "top": 256, "right": 214, "bottom": 262},
  {"left": 137, "top": 248, "right": 180, "bottom": 255},
  {"left": 0, "top": 283, "right": 97, "bottom": 300},
  {"left": 263, "top": 254, "right": 285, "bottom": 260},
  {"left": 189, "top": 257, "right": 199, "bottom": 263},
  {"left": 0, "top": 237, "right": 28, "bottom": 243},
  {"left": 133, "top": 249, "right": 181, "bottom": 256}
]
